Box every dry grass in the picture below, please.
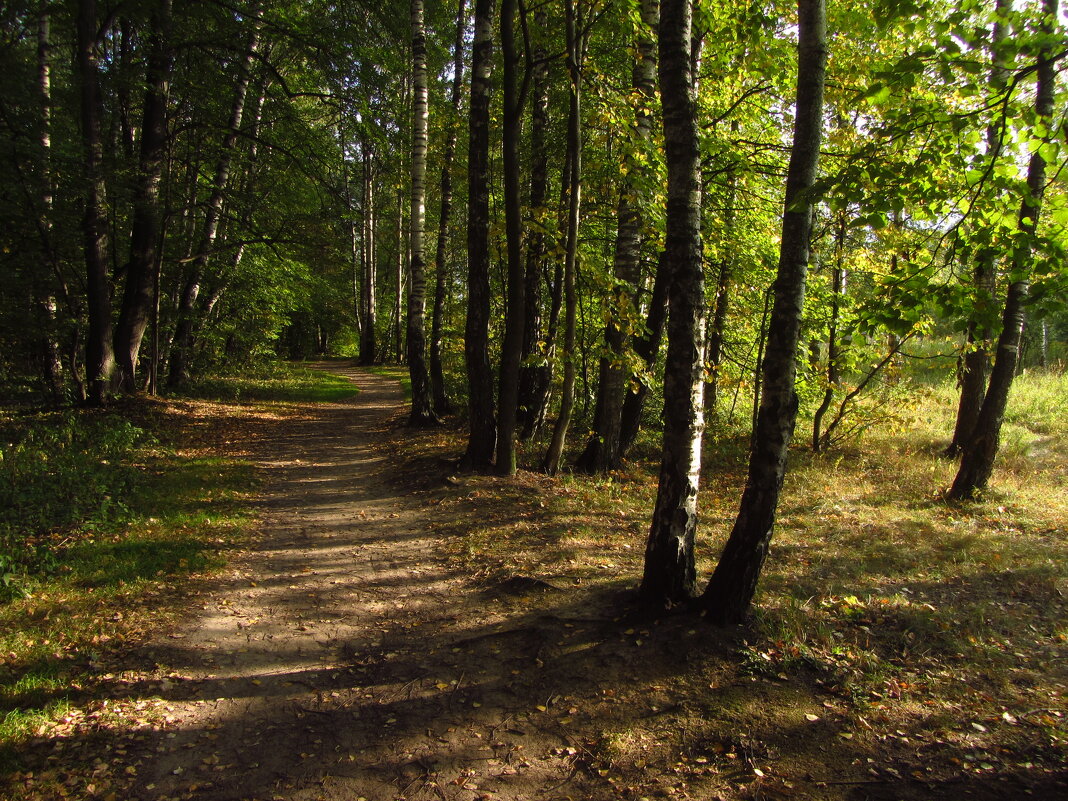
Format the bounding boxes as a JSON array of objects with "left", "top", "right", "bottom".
[{"left": 417, "top": 370, "right": 1067, "bottom": 798}]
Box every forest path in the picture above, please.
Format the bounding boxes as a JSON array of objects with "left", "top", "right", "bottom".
[{"left": 135, "top": 364, "right": 586, "bottom": 801}]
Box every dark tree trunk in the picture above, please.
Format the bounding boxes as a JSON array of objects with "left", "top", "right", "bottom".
[
  {"left": 618, "top": 249, "right": 669, "bottom": 457},
  {"left": 575, "top": 0, "right": 658, "bottom": 473},
  {"left": 462, "top": 0, "right": 497, "bottom": 470},
  {"left": 114, "top": 0, "right": 173, "bottom": 394},
  {"left": 950, "top": 0, "right": 1056, "bottom": 499},
  {"left": 639, "top": 0, "right": 703, "bottom": 607},
  {"left": 705, "top": 161, "right": 736, "bottom": 417},
  {"left": 812, "top": 214, "right": 846, "bottom": 451},
  {"left": 495, "top": 0, "right": 528, "bottom": 474},
  {"left": 516, "top": 14, "right": 550, "bottom": 439},
  {"left": 169, "top": 20, "right": 258, "bottom": 387},
  {"left": 395, "top": 190, "right": 405, "bottom": 364},
  {"left": 699, "top": 0, "right": 827, "bottom": 623},
  {"left": 522, "top": 154, "right": 570, "bottom": 442},
  {"left": 948, "top": 254, "right": 997, "bottom": 454},
  {"left": 408, "top": 0, "right": 439, "bottom": 424},
  {"left": 359, "top": 143, "right": 378, "bottom": 365},
  {"left": 946, "top": 0, "right": 1008, "bottom": 457},
  {"left": 76, "top": 0, "right": 114, "bottom": 405},
  {"left": 431, "top": 0, "right": 467, "bottom": 416},
  {"left": 541, "top": 0, "right": 583, "bottom": 476}
]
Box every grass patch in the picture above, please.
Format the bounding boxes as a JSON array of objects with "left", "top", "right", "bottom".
[
  {"left": 0, "top": 399, "right": 258, "bottom": 777},
  {"left": 0, "top": 359, "right": 369, "bottom": 779},
  {"left": 181, "top": 360, "right": 360, "bottom": 403},
  {"left": 369, "top": 365, "right": 412, "bottom": 399}
]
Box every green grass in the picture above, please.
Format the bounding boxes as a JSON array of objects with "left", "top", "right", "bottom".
[
  {"left": 369, "top": 365, "right": 412, "bottom": 399},
  {"left": 0, "top": 423, "right": 256, "bottom": 774},
  {"left": 182, "top": 361, "right": 360, "bottom": 403},
  {"left": 0, "top": 359, "right": 368, "bottom": 773}
]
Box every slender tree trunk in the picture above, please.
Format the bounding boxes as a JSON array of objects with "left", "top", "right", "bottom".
[
  {"left": 395, "top": 188, "right": 405, "bottom": 364},
  {"left": 618, "top": 251, "right": 669, "bottom": 457},
  {"left": 947, "top": 0, "right": 1008, "bottom": 456},
  {"left": 950, "top": 0, "right": 1056, "bottom": 499},
  {"left": 431, "top": 0, "right": 468, "bottom": 416},
  {"left": 812, "top": 213, "right": 846, "bottom": 451},
  {"left": 639, "top": 0, "right": 703, "bottom": 606},
  {"left": 699, "top": 0, "right": 827, "bottom": 623},
  {"left": 114, "top": 0, "right": 173, "bottom": 393},
  {"left": 495, "top": 0, "right": 528, "bottom": 475},
  {"left": 523, "top": 153, "right": 570, "bottom": 442},
  {"left": 408, "top": 0, "right": 439, "bottom": 424},
  {"left": 360, "top": 143, "right": 378, "bottom": 365},
  {"left": 576, "top": 0, "right": 659, "bottom": 473},
  {"left": 33, "top": 8, "right": 65, "bottom": 402},
  {"left": 462, "top": 0, "right": 497, "bottom": 470},
  {"left": 76, "top": 0, "right": 115, "bottom": 405},
  {"left": 705, "top": 158, "right": 736, "bottom": 416},
  {"left": 517, "top": 13, "right": 550, "bottom": 439},
  {"left": 116, "top": 18, "right": 136, "bottom": 159},
  {"left": 749, "top": 286, "right": 772, "bottom": 448},
  {"left": 341, "top": 125, "right": 362, "bottom": 336},
  {"left": 184, "top": 82, "right": 267, "bottom": 352},
  {"left": 541, "top": 0, "right": 582, "bottom": 475},
  {"left": 169, "top": 19, "right": 258, "bottom": 387}
]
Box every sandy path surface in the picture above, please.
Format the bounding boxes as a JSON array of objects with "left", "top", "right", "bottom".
[{"left": 134, "top": 365, "right": 594, "bottom": 801}]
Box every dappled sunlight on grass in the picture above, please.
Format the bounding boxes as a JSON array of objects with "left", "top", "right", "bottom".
[
  {"left": 430, "top": 371, "right": 1068, "bottom": 795},
  {"left": 180, "top": 361, "right": 360, "bottom": 403},
  {"left": 0, "top": 362, "right": 358, "bottom": 778}
]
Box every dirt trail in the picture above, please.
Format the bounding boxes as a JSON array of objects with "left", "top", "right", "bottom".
[
  {"left": 21, "top": 364, "right": 1063, "bottom": 801},
  {"left": 134, "top": 365, "right": 611, "bottom": 801}
]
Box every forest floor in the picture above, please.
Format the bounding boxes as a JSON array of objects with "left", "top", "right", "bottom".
[{"left": 5, "top": 363, "right": 1067, "bottom": 801}]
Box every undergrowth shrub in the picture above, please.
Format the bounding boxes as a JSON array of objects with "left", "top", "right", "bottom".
[{"left": 0, "top": 414, "right": 146, "bottom": 600}]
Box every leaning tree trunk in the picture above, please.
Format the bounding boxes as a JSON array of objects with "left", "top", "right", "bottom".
[
  {"left": 431, "top": 0, "right": 468, "bottom": 416},
  {"left": 946, "top": 0, "right": 1008, "bottom": 456},
  {"left": 541, "top": 0, "right": 583, "bottom": 476},
  {"left": 76, "top": 0, "right": 114, "bottom": 405},
  {"left": 699, "top": 0, "right": 827, "bottom": 623},
  {"left": 495, "top": 0, "right": 528, "bottom": 475},
  {"left": 575, "top": 0, "right": 659, "bottom": 473},
  {"left": 169, "top": 19, "right": 258, "bottom": 388},
  {"left": 461, "top": 0, "right": 497, "bottom": 470},
  {"left": 407, "top": 0, "right": 439, "bottom": 425},
  {"left": 950, "top": 0, "right": 1056, "bottom": 499},
  {"left": 639, "top": 0, "right": 703, "bottom": 607},
  {"left": 114, "top": 0, "right": 173, "bottom": 394}
]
